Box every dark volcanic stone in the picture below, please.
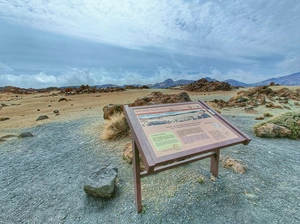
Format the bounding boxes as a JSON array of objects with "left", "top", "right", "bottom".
[
  {"left": 18, "top": 132, "right": 34, "bottom": 138},
  {"left": 0, "top": 117, "right": 10, "bottom": 121},
  {"left": 1, "top": 135, "right": 17, "bottom": 139},
  {"left": 36, "top": 115, "right": 49, "bottom": 121},
  {"left": 58, "top": 98, "right": 68, "bottom": 102}
]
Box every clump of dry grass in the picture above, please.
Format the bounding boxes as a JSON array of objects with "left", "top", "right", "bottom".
[{"left": 101, "top": 113, "right": 130, "bottom": 140}]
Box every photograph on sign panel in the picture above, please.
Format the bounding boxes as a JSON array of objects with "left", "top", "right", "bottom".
[{"left": 137, "top": 109, "right": 211, "bottom": 127}]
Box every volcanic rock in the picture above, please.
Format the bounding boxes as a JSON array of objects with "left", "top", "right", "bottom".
[
  {"left": 221, "top": 156, "right": 247, "bottom": 174},
  {"left": 0, "top": 117, "right": 10, "bottom": 121},
  {"left": 83, "top": 167, "right": 118, "bottom": 198},
  {"left": 36, "top": 115, "right": 49, "bottom": 121},
  {"left": 130, "top": 91, "right": 191, "bottom": 106},
  {"left": 18, "top": 132, "right": 34, "bottom": 138},
  {"left": 184, "top": 78, "right": 234, "bottom": 92},
  {"left": 254, "top": 123, "right": 291, "bottom": 138},
  {"left": 58, "top": 98, "right": 68, "bottom": 102}
]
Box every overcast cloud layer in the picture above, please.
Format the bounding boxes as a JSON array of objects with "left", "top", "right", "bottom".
[{"left": 0, "top": 0, "right": 300, "bottom": 88}]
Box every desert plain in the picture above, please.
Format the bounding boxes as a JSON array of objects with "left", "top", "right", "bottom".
[{"left": 0, "top": 86, "right": 300, "bottom": 223}]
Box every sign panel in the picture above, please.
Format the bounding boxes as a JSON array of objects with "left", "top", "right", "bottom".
[{"left": 133, "top": 103, "right": 239, "bottom": 158}]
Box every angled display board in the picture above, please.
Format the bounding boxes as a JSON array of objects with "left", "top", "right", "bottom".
[{"left": 124, "top": 100, "right": 251, "bottom": 213}]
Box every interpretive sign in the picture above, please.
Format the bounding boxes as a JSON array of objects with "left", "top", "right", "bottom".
[{"left": 124, "top": 100, "right": 251, "bottom": 213}]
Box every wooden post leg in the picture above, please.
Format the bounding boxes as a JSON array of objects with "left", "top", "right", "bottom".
[
  {"left": 132, "top": 140, "right": 142, "bottom": 213},
  {"left": 210, "top": 149, "right": 220, "bottom": 177}
]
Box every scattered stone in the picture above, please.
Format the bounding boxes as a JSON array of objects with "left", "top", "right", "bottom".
[
  {"left": 210, "top": 174, "right": 216, "bottom": 181},
  {"left": 255, "top": 115, "right": 265, "bottom": 120},
  {"left": 266, "top": 103, "right": 283, "bottom": 109},
  {"left": 36, "top": 115, "right": 49, "bottom": 121},
  {"left": 37, "top": 109, "right": 40, "bottom": 111},
  {"left": 58, "top": 98, "right": 68, "bottom": 102},
  {"left": 48, "top": 105, "right": 51, "bottom": 107},
  {"left": 18, "top": 132, "right": 34, "bottom": 138},
  {"left": 0, "top": 117, "right": 10, "bottom": 121},
  {"left": 254, "top": 123, "right": 291, "bottom": 138},
  {"left": 244, "top": 107, "right": 257, "bottom": 114},
  {"left": 1, "top": 134, "right": 17, "bottom": 139},
  {"left": 295, "top": 102, "right": 299, "bottom": 106},
  {"left": 83, "top": 167, "right": 118, "bottom": 198},
  {"left": 221, "top": 156, "right": 247, "bottom": 174},
  {"left": 0, "top": 138, "right": 5, "bottom": 142},
  {"left": 53, "top": 110, "right": 59, "bottom": 114}
]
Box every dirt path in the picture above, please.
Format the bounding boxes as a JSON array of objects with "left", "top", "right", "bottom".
[{"left": 1, "top": 114, "right": 300, "bottom": 223}]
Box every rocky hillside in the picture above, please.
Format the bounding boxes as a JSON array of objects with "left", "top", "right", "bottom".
[
  {"left": 183, "top": 78, "right": 235, "bottom": 92},
  {"left": 210, "top": 86, "right": 300, "bottom": 109}
]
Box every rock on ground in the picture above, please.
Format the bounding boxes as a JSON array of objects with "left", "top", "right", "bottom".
[
  {"left": 36, "top": 115, "right": 49, "bottom": 121},
  {"left": 18, "top": 132, "right": 34, "bottom": 138},
  {"left": 83, "top": 167, "right": 118, "bottom": 198},
  {"left": 254, "top": 123, "right": 291, "bottom": 138}
]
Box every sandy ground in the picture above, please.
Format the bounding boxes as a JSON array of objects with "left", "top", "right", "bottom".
[
  {"left": 1, "top": 86, "right": 299, "bottom": 136},
  {"left": 0, "top": 88, "right": 235, "bottom": 136},
  {"left": 1, "top": 86, "right": 300, "bottom": 223}
]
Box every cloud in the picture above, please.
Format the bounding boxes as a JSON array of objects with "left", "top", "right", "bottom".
[
  {"left": 1, "top": 0, "right": 299, "bottom": 62},
  {"left": 0, "top": 62, "right": 14, "bottom": 73},
  {"left": 0, "top": 66, "right": 262, "bottom": 88},
  {"left": 277, "top": 53, "right": 300, "bottom": 74}
]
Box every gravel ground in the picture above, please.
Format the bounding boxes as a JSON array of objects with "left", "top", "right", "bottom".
[{"left": 0, "top": 115, "right": 300, "bottom": 223}]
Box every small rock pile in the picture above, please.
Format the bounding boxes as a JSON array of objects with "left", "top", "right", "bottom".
[
  {"left": 124, "top": 85, "right": 149, "bottom": 89},
  {"left": 183, "top": 78, "right": 234, "bottom": 92},
  {"left": 63, "top": 84, "right": 126, "bottom": 95}
]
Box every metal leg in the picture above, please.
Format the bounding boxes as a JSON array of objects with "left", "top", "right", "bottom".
[
  {"left": 132, "top": 140, "right": 142, "bottom": 213},
  {"left": 210, "top": 149, "right": 220, "bottom": 177}
]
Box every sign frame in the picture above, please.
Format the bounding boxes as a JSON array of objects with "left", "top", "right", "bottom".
[{"left": 124, "top": 100, "right": 251, "bottom": 213}]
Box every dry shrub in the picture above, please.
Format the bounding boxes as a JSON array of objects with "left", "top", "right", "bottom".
[
  {"left": 221, "top": 156, "right": 247, "bottom": 174},
  {"left": 207, "top": 102, "right": 221, "bottom": 114},
  {"left": 101, "top": 113, "right": 130, "bottom": 140},
  {"left": 122, "top": 142, "right": 145, "bottom": 171}
]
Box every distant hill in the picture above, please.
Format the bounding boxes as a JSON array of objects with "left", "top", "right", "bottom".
[
  {"left": 149, "top": 78, "right": 195, "bottom": 89},
  {"left": 149, "top": 78, "right": 218, "bottom": 89},
  {"left": 251, "top": 72, "right": 300, "bottom": 86},
  {"left": 223, "top": 79, "right": 248, "bottom": 87}
]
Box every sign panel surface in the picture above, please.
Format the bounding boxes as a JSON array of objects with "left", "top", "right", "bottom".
[{"left": 133, "top": 103, "right": 239, "bottom": 158}]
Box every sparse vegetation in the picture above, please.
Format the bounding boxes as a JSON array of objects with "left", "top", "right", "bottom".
[
  {"left": 263, "top": 112, "right": 273, "bottom": 117},
  {"left": 101, "top": 113, "right": 130, "bottom": 140},
  {"left": 254, "top": 112, "right": 300, "bottom": 139}
]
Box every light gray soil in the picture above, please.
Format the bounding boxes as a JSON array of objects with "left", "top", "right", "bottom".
[{"left": 0, "top": 115, "right": 299, "bottom": 223}]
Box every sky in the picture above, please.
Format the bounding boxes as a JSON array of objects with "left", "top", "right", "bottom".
[{"left": 0, "top": 0, "right": 300, "bottom": 88}]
